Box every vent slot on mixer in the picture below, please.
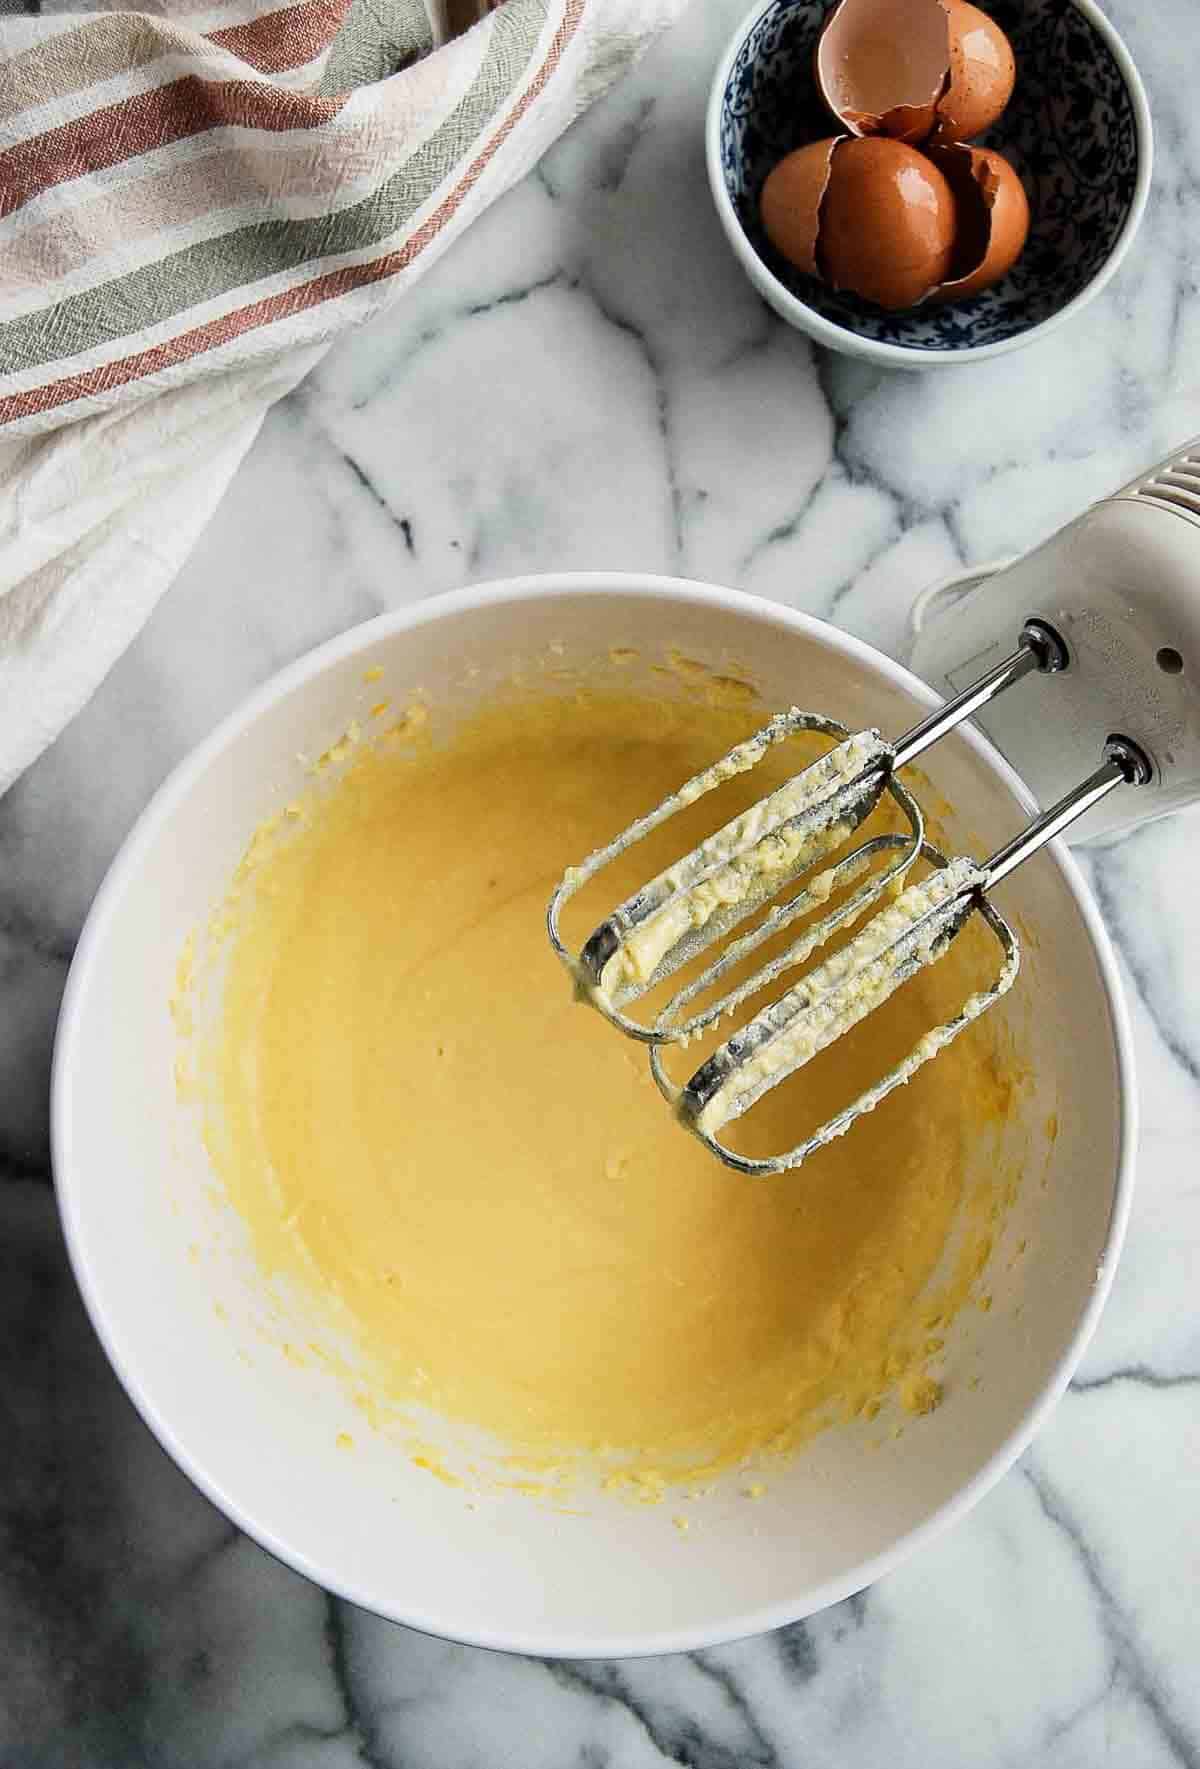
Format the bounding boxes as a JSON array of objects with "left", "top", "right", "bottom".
[{"left": 1133, "top": 455, "right": 1200, "bottom": 522}]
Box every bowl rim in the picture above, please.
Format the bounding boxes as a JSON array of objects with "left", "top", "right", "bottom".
[
  {"left": 51, "top": 573, "right": 1138, "bottom": 1657},
  {"left": 705, "top": 0, "right": 1154, "bottom": 368}
]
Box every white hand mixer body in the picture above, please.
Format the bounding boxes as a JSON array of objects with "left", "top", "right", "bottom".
[
  {"left": 908, "top": 438, "right": 1200, "bottom": 843},
  {"left": 548, "top": 437, "right": 1200, "bottom": 1173}
]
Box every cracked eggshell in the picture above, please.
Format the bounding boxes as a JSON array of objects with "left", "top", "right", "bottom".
[
  {"left": 815, "top": 0, "right": 951, "bottom": 143},
  {"left": 760, "top": 137, "right": 840, "bottom": 277},
  {"left": 938, "top": 0, "right": 1016, "bottom": 142},
  {"left": 816, "top": 0, "right": 1015, "bottom": 146},
  {"left": 819, "top": 137, "right": 957, "bottom": 310},
  {"left": 928, "top": 141, "right": 1029, "bottom": 299}
]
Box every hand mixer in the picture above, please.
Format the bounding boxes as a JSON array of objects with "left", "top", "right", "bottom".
[{"left": 547, "top": 437, "right": 1200, "bottom": 1174}]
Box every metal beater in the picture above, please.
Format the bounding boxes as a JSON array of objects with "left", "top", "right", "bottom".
[
  {"left": 548, "top": 436, "right": 1200, "bottom": 1170},
  {"left": 547, "top": 617, "right": 1152, "bottom": 1174}
]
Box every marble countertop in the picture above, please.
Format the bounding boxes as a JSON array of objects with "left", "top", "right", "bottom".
[{"left": 3, "top": 0, "right": 1200, "bottom": 1761}]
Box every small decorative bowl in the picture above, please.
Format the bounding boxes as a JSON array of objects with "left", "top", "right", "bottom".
[{"left": 706, "top": 0, "right": 1153, "bottom": 367}]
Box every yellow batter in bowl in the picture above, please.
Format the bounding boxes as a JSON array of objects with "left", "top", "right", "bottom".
[{"left": 182, "top": 681, "right": 1016, "bottom": 1499}]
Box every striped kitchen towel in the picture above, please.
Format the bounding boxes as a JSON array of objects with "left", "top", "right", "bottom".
[{"left": 0, "top": 0, "right": 685, "bottom": 791}]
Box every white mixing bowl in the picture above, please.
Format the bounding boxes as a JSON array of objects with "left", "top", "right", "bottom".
[{"left": 52, "top": 575, "right": 1134, "bottom": 1657}]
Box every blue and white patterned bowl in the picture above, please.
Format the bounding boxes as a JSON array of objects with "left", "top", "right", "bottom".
[{"left": 706, "top": 0, "right": 1152, "bottom": 366}]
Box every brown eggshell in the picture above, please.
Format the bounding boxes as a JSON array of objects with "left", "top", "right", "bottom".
[
  {"left": 928, "top": 141, "right": 1029, "bottom": 299},
  {"left": 815, "top": 0, "right": 951, "bottom": 143},
  {"left": 819, "top": 136, "right": 957, "bottom": 309},
  {"left": 935, "top": 0, "right": 1016, "bottom": 141},
  {"left": 760, "top": 137, "right": 840, "bottom": 276}
]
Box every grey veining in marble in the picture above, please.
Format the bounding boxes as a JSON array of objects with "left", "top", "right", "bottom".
[{"left": 2, "top": 0, "right": 1199, "bottom": 1761}]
